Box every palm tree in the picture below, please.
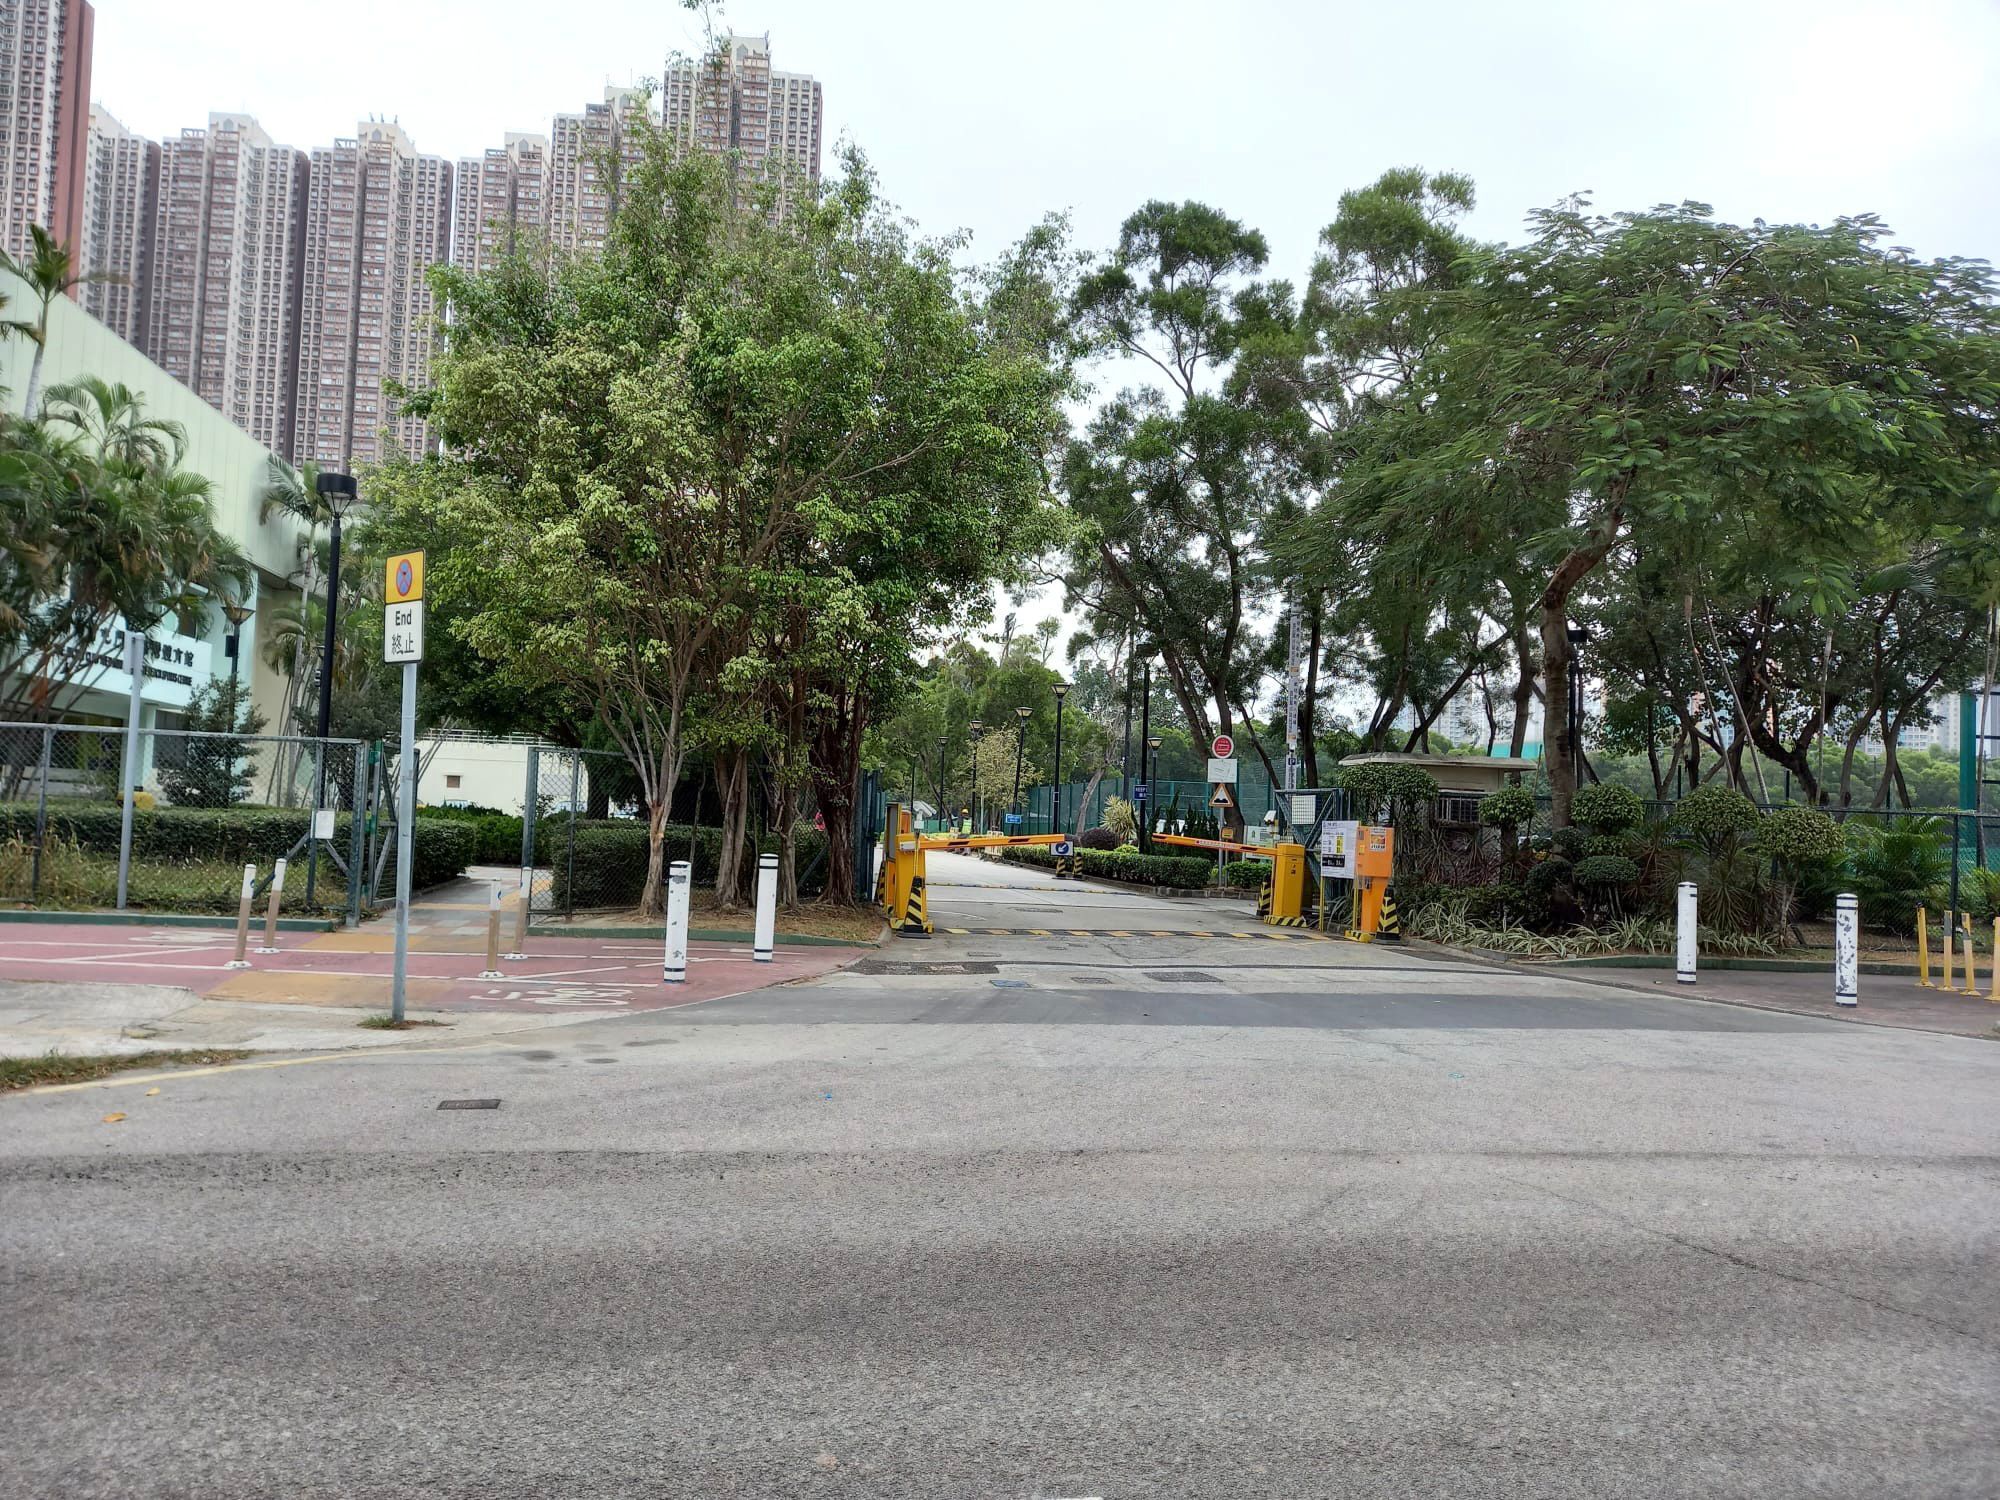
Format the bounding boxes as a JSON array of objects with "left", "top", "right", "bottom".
[
  {"left": 1, "top": 224, "right": 123, "bottom": 416},
  {"left": 41, "top": 376, "right": 185, "bottom": 471},
  {"left": 257, "top": 456, "right": 330, "bottom": 800}
]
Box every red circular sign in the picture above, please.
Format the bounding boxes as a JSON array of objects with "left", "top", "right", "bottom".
[
  {"left": 396, "top": 560, "right": 414, "bottom": 596},
  {"left": 1211, "top": 734, "right": 1233, "bottom": 759}
]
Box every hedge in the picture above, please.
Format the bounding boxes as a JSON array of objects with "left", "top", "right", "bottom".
[
  {"left": 546, "top": 821, "right": 831, "bottom": 908},
  {"left": 417, "top": 806, "right": 524, "bottom": 865},
  {"left": 1221, "top": 859, "right": 1266, "bottom": 889},
  {"left": 999, "top": 843, "right": 1212, "bottom": 890},
  {"left": 0, "top": 802, "right": 475, "bottom": 894}
]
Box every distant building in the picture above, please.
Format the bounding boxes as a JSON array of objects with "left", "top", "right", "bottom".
[
  {"left": 144, "top": 114, "right": 308, "bottom": 456},
  {"left": 452, "top": 132, "right": 548, "bottom": 275},
  {"left": 77, "top": 104, "right": 156, "bottom": 343},
  {"left": 0, "top": 0, "right": 93, "bottom": 259},
  {"left": 662, "top": 33, "right": 823, "bottom": 214},
  {"left": 294, "top": 120, "right": 452, "bottom": 467}
]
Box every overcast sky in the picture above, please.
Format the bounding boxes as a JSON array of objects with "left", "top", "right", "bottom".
[{"left": 89, "top": 0, "right": 2000, "bottom": 658}]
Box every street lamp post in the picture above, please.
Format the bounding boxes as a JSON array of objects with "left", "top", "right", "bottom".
[
  {"left": 968, "top": 720, "right": 982, "bottom": 831},
  {"left": 935, "top": 734, "right": 948, "bottom": 832},
  {"left": 309, "top": 472, "right": 358, "bottom": 910},
  {"left": 1135, "top": 641, "right": 1158, "bottom": 850},
  {"left": 1147, "top": 735, "right": 1164, "bottom": 846},
  {"left": 1566, "top": 622, "right": 1591, "bottom": 791},
  {"left": 1010, "top": 704, "right": 1031, "bottom": 825},
  {"left": 1051, "top": 681, "right": 1069, "bottom": 836},
  {"left": 222, "top": 600, "right": 253, "bottom": 808}
]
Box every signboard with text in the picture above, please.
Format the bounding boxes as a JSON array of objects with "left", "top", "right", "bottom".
[
  {"left": 384, "top": 600, "right": 425, "bottom": 663},
  {"left": 1207, "top": 757, "right": 1238, "bottom": 784},
  {"left": 1320, "top": 819, "right": 1360, "bottom": 879}
]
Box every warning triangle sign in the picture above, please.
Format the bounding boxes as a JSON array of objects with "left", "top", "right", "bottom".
[{"left": 1209, "top": 783, "right": 1236, "bottom": 809}]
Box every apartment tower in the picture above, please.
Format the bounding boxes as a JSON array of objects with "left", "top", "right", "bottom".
[
  {"left": 661, "top": 34, "right": 822, "bottom": 213},
  {"left": 295, "top": 120, "right": 452, "bottom": 467},
  {"left": 0, "top": 0, "right": 94, "bottom": 260},
  {"left": 144, "top": 114, "right": 309, "bottom": 454},
  {"left": 452, "top": 131, "right": 547, "bottom": 274},
  {"left": 76, "top": 105, "right": 157, "bottom": 343},
  {"left": 547, "top": 87, "right": 650, "bottom": 257}
]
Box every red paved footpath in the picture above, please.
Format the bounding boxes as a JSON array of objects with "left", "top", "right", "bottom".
[{"left": 0, "top": 921, "right": 866, "bottom": 1015}]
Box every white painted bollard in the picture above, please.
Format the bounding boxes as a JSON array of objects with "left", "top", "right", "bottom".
[
  {"left": 255, "top": 857, "right": 287, "bottom": 952},
  {"left": 1834, "top": 892, "right": 1859, "bottom": 1007},
  {"left": 662, "top": 860, "right": 691, "bottom": 983},
  {"left": 752, "top": 852, "right": 778, "bottom": 963},
  {"left": 227, "top": 863, "right": 256, "bottom": 968},
  {"left": 1675, "top": 880, "right": 1697, "bottom": 985},
  {"left": 479, "top": 883, "right": 506, "bottom": 979}
]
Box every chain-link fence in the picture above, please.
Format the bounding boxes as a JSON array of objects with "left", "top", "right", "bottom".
[{"left": 0, "top": 721, "right": 371, "bottom": 917}]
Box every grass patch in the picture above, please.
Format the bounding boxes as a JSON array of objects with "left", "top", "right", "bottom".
[
  {"left": 0, "top": 1048, "right": 254, "bottom": 1091},
  {"left": 357, "top": 1016, "right": 449, "bottom": 1030}
]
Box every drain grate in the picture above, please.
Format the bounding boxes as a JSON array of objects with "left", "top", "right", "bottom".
[
  {"left": 437, "top": 1098, "right": 501, "bottom": 1110},
  {"left": 1145, "top": 971, "right": 1221, "bottom": 984},
  {"left": 1068, "top": 975, "right": 1114, "bottom": 985},
  {"left": 852, "top": 959, "right": 998, "bottom": 976}
]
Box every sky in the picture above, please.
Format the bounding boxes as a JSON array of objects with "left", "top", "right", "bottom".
[{"left": 88, "top": 0, "right": 2000, "bottom": 664}]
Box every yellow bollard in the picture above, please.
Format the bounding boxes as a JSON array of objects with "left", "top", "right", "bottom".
[
  {"left": 1961, "top": 915, "right": 1983, "bottom": 998},
  {"left": 1991, "top": 918, "right": 1999, "bottom": 1003},
  {"left": 479, "top": 883, "right": 505, "bottom": 979},
  {"left": 1915, "top": 907, "right": 1932, "bottom": 987},
  {"left": 255, "top": 856, "right": 287, "bottom": 953},
  {"left": 504, "top": 876, "right": 530, "bottom": 961}
]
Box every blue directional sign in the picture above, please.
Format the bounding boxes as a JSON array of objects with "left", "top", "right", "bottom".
[
  {"left": 1004, "top": 812, "right": 1023, "bottom": 826},
  {"left": 1054, "top": 839, "right": 1074, "bottom": 858},
  {"left": 1132, "top": 782, "right": 1150, "bottom": 802}
]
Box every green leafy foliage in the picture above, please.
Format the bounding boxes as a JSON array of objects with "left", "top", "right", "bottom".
[
  {"left": 1221, "top": 859, "right": 1266, "bottom": 889},
  {"left": 999, "top": 843, "right": 1212, "bottom": 889},
  {"left": 1077, "top": 826, "right": 1123, "bottom": 851},
  {"left": 1846, "top": 818, "right": 1949, "bottom": 933},
  {"left": 1478, "top": 785, "right": 1535, "bottom": 830},
  {"left": 1573, "top": 855, "right": 1640, "bottom": 890},
  {"left": 1670, "top": 784, "right": 1761, "bottom": 854},
  {"left": 546, "top": 822, "right": 830, "bottom": 909},
  {"left": 1570, "top": 783, "right": 1643, "bottom": 835},
  {"left": 1333, "top": 763, "right": 1438, "bottom": 822},
  {"left": 156, "top": 681, "right": 267, "bottom": 808},
  {"left": 1757, "top": 807, "right": 1843, "bottom": 870}
]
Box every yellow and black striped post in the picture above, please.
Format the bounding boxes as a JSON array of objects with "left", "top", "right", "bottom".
[
  {"left": 897, "top": 875, "right": 933, "bottom": 937},
  {"left": 1378, "top": 889, "right": 1400, "bottom": 939}
]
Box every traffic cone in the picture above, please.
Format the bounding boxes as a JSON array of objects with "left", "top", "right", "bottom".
[{"left": 898, "top": 875, "right": 933, "bottom": 937}]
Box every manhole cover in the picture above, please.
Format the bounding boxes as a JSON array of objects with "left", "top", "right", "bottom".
[
  {"left": 1145, "top": 971, "right": 1221, "bottom": 984},
  {"left": 438, "top": 1098, "right": 501, "bottom": 1110}
]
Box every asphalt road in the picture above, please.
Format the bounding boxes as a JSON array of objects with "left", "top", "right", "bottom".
[{"left": 4, "top": 860, "right": 1997, "bottom": 1497}]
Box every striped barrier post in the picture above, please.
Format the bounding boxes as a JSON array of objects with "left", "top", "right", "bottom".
[
  {"left": 227, "top": 864, "right": 256, "bottom": 968},
  {"left": 255, "top": 857, "right": 287, "bottom": 954}
]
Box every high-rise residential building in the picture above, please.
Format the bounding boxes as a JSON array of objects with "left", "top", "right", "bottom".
[
  {"left": 144, "top": 114, "right": 309, "bottom": 455},
  {"left": 295, "top": 120, "right": 451, "bottom": 467},
  {"left": 0, "top": 0, "right": 93, "bottom": 260},
  {"left": 662, "top": 33, "right": 822, "bottom": 212},
  {"left": 77, "top": 105, "right": 157, "bottom": 343},
  {"left": 547, "top": 87, "right": 650, "bottom": 257},
  {"left": 452, "top": 131, "right": 547, "bottom": 274}
]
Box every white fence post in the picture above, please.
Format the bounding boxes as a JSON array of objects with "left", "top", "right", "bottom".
[
  {"left": 1675, "top": 881, "right": 1697, "bottom": 985},
  {"left": 255, "top": 856, "right": 287, "bottom": 953},
  {"left": 663, "top": 860, "right": 691, "bottom": 983},
  {"left": 1834, "top": 893, "right": 1859, "bottom": 1007},
  {"left": 753, "top": 852, "right": 778, "bottom": 963},
  {"left": 227, "top": 863, "right": 256, "bottom": 968}
]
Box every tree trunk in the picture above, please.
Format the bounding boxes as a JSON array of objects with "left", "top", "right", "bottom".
[
  {"left": 640, "top": 797, "right": 670, "bottom": 920},
  {"left": 23, "top": 340, "right": 45, "bottom": 417},
  {"left": 711, "top": 749, "right": 751, "bottom": 908},
  {"left": 809, "top": 687, "right": 866, "bottom": 906}
]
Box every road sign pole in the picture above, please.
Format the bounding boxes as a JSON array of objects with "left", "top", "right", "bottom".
[{"left": 392, "top": 659, "right": 416, "bottom": 1023}]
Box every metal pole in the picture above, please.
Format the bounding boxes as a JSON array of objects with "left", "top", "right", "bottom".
[
  {"left": 30, "top": 725, "right": 51, "bottom": 899},
  {"left": 227, "top": 863, "right": 255, "bottom": 968},
  {"left": 752, "top": 851, "right": 778, "bottom": 963},
  {"left": 1675, "top": 881, "right": 1697, "bottom": 985},
  {"left": 565, "top": 754, "right": 581, "bottom": 919},
  {"left": 391, "top": 660, "right": 417, "bottom": 1024},
  {"left": 1834, "top": 892, "right": 1858, "bottom": 1007},
  {"left": 662, "top": 859, "right": 691, "bottom": 982},
  {"left": 117, "top": 629, "right": 144, "bottom": 909},
  {"left": 345, "top": 748, "right": 366, "bottom": 927},
  {"left": 512, "top": 746, "right": 539, "bottom": 959},
  {"left": 1137, "top": 661, "right": 1152, "bottom": 853},
  {"left": 256, "top": 856, "right": 287, "bottom": 953},
  {"left": 1284, "top": 579, "right": 1301, "bottom": 792},
  {"left": 1120, "top": 649, "right": 1134, "bottom": 802},
  {"left": 303, "top": 738, "right": 324, "bottom": 910},
  {"left": 315, "top": 512, "right": 342, "bottom": 744},
  {"left": 1052, "top": 695, "right": 1065, "bottom": 836},
  {"left": 1011, "top": 719, "right": 1027, "bottom": 817}
]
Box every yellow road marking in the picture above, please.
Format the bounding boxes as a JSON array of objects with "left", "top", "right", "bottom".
[
  {"left": 1027, "top": 928, "right": 1052, "bottom": 937},
  {"left": 1069, "top": 930, "right": 1093, "bottom": 937}
]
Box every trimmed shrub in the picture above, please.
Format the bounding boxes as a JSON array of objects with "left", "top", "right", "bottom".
[
  {"left": 1550, "top": 826, "right": 1589, "bottom": 860},
  {"left": 1479, "top": 784, "right": 1535, "bottom": 830},
  {"left": 1757, "top": 806, "right": 1842, "bottom": 867},
  {"left": 418, "top": 805, "right": 525, "bottom": 865},
  {"left": 1221, "top": 859, "right": 1266, "bottom": 889},
  {"left": 546, "top": 821, "right": 830, "bottom": 908},
  {"left": 1671, "top": 783, "right": 1760, "bottom": 853},
  {"left": 1573, "top": 854, "right": 1640, "bottom": 890},
  {"left": 1335, "top": 762, "right": 1439, "bottom": 822},
  {"left": 1000, "top": 843, "right": 1210, "bottom": 890},
  {"left": 1078, "top": 826, "right": 1123, "bottom": 851},
  {"left": 1571, "top": 782, "right": 1644, "bottom": 834}
]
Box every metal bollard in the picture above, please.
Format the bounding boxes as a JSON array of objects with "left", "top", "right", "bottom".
[
  {"left": 1675, "top": 881, "right": 1697, "bottom": 985},
  {"left": 662, "top": 859, "right": 691, "bottom": 983},
  {"left": 752, "top": 852, "right": 778, "bottom": 963},
  {"left": 503, "top": 868, "right": 530, "bottom": 961},
  {"left": 255, "top": 856, "right": 287, "bottom": 953},
  {"left": 1915, "top": 907, "right": 1932, "bottom": 988},
  {"left": 1834, "top": 893, "right": 1859, "bottom": 1007},
  {"left": 479, "top": 883, "right": 506, "bottom": 979},
  {"left": 227, "top": 863, "right": 256, "bottom": 968}
]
